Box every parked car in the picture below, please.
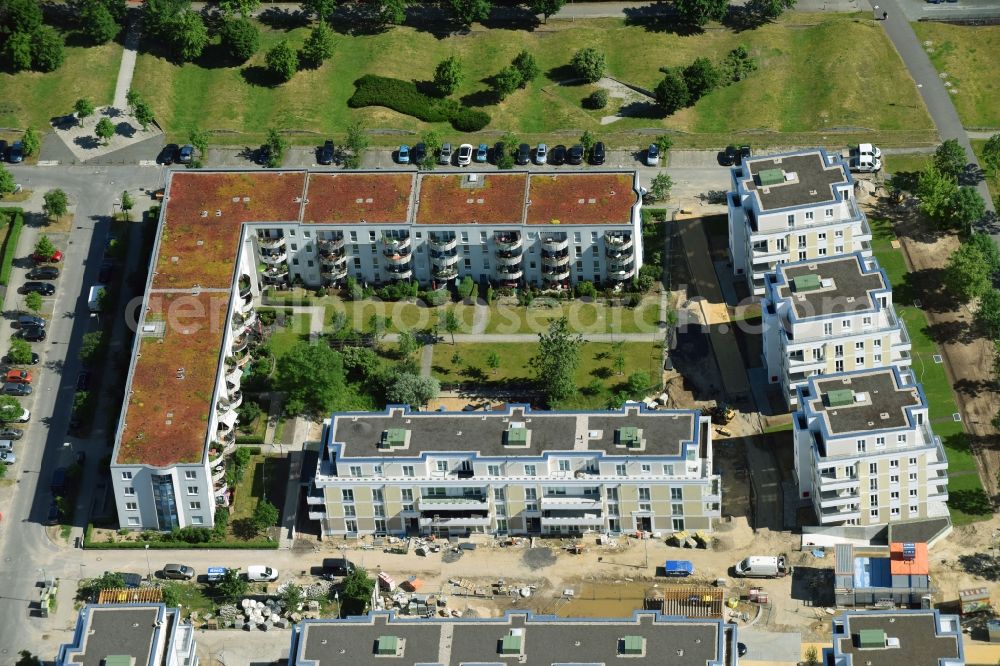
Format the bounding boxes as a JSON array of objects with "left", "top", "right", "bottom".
[
  {"left": 439, "top": 143, "right": 453, "bottom": 165},
  {"left": 516, "top": 143, "right": 530, "bottom": 165},
  {"left": 158, "top": 144, "right": 178, "bottom": 165},
  {"left": 0, "top": 439, "right": 13, "bottom": 452},
  {"left": 645, "top": 143, "right": 660, "bottom": 166},
  {"left": 161, "top": 563, "right": 195, "bottom": 580},
  {"left": 0, "top": 140, "right": 7, "bottom": 161},
  {"left": 15, "top": 315, "right": 43, "bottom": 330},
  {"left": 246, "top": 565, "right": 279, "bottom": 582},
  {"left": 76, "top": 371, "right": 90, "bottom": 391},
  {"left": 739, "top": 145, "right": 752, "bottom": 160},
  {"left": 3, "top": 383, "right": 32, "bottom": 396},
  {"left": 32, "top": 248, "right": 63, "bottom": 263},
  {"left": 27, "top": 266, "right": 59, "bottom": 280},
  {"left": 2, "top": 352, "right": 38, "bottom": 365},
  {"left": 719, "top": 144, "right": 738, "bottom": 166},
  {"left": 396, "top": 144, "right": 410, "bottom": 164},
  {"left": 534, "top": 143, "right": 547, "bottom": 165},
  {"left": 590, "top": 141, "right": 606, "bottom": 165},
  {"left": 178, "top": 144, "right": 194, "bottom": 164},
  {"left": 0, "top": 407, "right": 29, "bottom": 423},
  {"left": 20, "top": 282, "right": 54, "bottom": 296},
  {"left": 567, "top": 144, "right": 584, "bottom": 165},
  {"left": 492, "top": 141, "right": 507, "bottom": 165},
  {"left": 8, "top": 141, "right": 23, "bottom": 163},
  {"left": 318, "top": 140, "right": 335, "bottom": 165},
  {"left": 5, "top": 369, "right": 30, "bottom": 383},
  {"left": 98, "top": 261, "right": 115, "bottom": 283},
  {"left": 322, "top": 557, "right": 355, "bottom": 578},
  {"left": 457, "top": 143, "right": 473, "bottom": 166},
  {"left": 0, "top": 451, "right": 16, "bottom": 465},
  {"left": 0, "top": 427, "right": 24, "bottom": 440},
  {"left": 738, "top": 643, "right": 748, "bottom": 657},
  {"left": 19, "top": 326, "right": 46, "bottom": 342},
  {"left": 474, "top": 143, "right": 488, "bottom": 163},
  {"left": 45, "top": 499, "right": 62, "bottom": 526},
  {"left": 206, "top": 567, "right": 228, "bottom": 583},
  {"left": 411, "top": 143, "right": 427, "bottom": 165},
  {"left": 550, "top": 144, "right": 567, "bottom": 165}
]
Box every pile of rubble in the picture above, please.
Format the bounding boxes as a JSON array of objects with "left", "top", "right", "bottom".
[{"left": 202, "top": 597, "right": 326, "bottom": 630}]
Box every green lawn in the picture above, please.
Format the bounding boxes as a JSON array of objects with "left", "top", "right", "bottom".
[
  {"left": 971, "top": 139, "right": 999, "bottom": 209},
  {"left": 231, "top": 455, "right": 285, "bottom": 522},
  {"left": 884, "top": 153, "right": 931, "bottom": 176},
  {"left": 131, "top": 13, "right": 933, "bottom": 147},
  {"left": 431, "top": 341, "right": 663, "bottom": 408},
  {"left": 264, "top": 311, "right": 312, "bottom": 358},
  {"left": 911, "top": 22, "right": 1000, "bottom": 128},
  {"left": 0, "top": 42, "right": 121, "bottom": 133}
]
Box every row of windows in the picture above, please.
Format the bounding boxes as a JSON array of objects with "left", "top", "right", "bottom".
[
  {"left": 345, "top": 462, "right": 686, "bottom": 478},
  {"left": 338, "top": 486, "right": 685, "bottom": 501},
  {"left": 121, "top": 470, "right": 199, "bottom": 481}
]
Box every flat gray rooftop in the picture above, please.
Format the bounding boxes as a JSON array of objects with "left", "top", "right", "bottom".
[
  {"left": 331, "top": 407, "right": 697, "bottom": 459},
  {"left": 835, "top": 613, "right": 959, "bottom": 666},
  {"left": 61, "top": 606, "right": 160, "bottom": 666},
  {"left": 777, "top": 256, "right": 887, "bottom": 319},
  {"left": 807, "top": 371, "right": 922, "bottom": 437},
  {"left": 295, "top": 613, "right": 724, "bottom": 666},
  {"left": 742, "top": 152, "right": 848, "bottom": 212}
]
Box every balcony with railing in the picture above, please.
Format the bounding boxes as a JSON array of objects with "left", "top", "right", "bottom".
[
  {"left": 320, "top": 252, "right": 348, "bottom": 268},
  {"left": 212, "top": 464, "right": 227, "bottom": 483},
  {"left": 261, "top": 265, "right": 289, "bottom": 283},
  {"left": 540, "top": 496, "right": 601, "bottom": 511},
  {"left": 542, "top": 235, "right": 570, "bottom": 252},
  {"left": 419, "top": 514, "right": 491, "bottom": 527},
  {"left": 431, "top": 251, "right": 460, "bottom": 268},
  {"left": 495, "top": 266, "right": 523, "bottom": 281},
  {"left": 429, "top": 233, "right": 458, "bottom": 252},
  {"left": 318, "top": 236, "right": 346, "bottom": 252},
  {"left": 383, "top": 246, "right": 413, "bottom": 265},
  {"left": 543, "top": 266, "right": 571, "bottom": 282},
  {"left": 818, "top": 504, "right": 861, "bottom": 523},
  {"left": 815, "top": 470, "right": 859, "bottom": 492},
  {"left": 607, "top": 266, "right": 636, "bottom": 282},
  {"left": 386, "top": 265, "right": 413, "bottom": 280},
  {"left": 419, "top": 496, "right": 489, "bottom": 512},
  {"left": 381, "top": 234, "right": 411, "bottom": 252},
  {"left": 237, "top": 294, "right": 254, "bottom": 314},
  {"left": 257, "top": 235, "right": 285, "bottom": 249},
  {"left": 494, "top": 232, "right": 522, "bottom": 251},
  {"left": 260, "top": 249, "right": 287, "bottom": 265},
  {"left": 818, "top": 488, "right": 861, "bottom": 508},
  {"left": 604, "top": 232, "right": 633, "bottom": 251},
  {"left": 495, "top": 250, "right": 523, "bottom": 266},
  {"left": 321, "top": 265, "right": 348, "bottom": 281},
  {"left": 433, "top": 266, "right": 459, "bottom": 281},
  {"left": 540, "top": 512, "right": 604, "bottom": 527},
  {"left": 238, "top": 275, "right": 253, "bottom": 299},
  {"left": 542, "top": 250, "right": 570, "bottom": 267}
]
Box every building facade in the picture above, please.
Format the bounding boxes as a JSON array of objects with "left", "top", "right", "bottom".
[
  {"left": 310, "top": 404, "right": 721, "bottom": 538},
  {"left": 727, "top": 149, "right": 872, "bottom": 296},
  {"left": 762, "top": 253, "right": 912, "bottom": 406},
  {"left": 792, "top": 367, "right": 949, "bottom": 527},
  {"left": 57, "top": 604, "right": 198, "bottom": 666},
  {"left": 824, "top": 610, "right": 963, "bottom": 666}
]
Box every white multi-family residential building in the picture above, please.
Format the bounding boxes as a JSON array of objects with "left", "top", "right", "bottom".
[
  {"left": 825, "top": 610, "right": 964, "bottom": 666},
  {"left": 792, "top": 367, "right": 949, "bottom": 527},
  {"left": 727, "top": 149, "right": 872, "bottom": 296},
  {"left": 309, "top": 404, "right": 720, "bottom": 538},
  {"left": 762, "top": 253, "right": 912, "bottom": 406},
  {"left": 57, "top": 604, "right": 198, "bottom": 666},
  {"left": 110, "top": 170, "right": 644, "bottom": 531}
]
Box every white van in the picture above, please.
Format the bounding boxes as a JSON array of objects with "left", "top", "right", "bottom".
[
  {"left": 246, "top": 565, "right": 279, "bottom": 582},
  {"left": 0, "top": 440, "right": 13, "bottom": 452},
  {"left": 734, "top": 555, "right": 788, "bottom": 578}
]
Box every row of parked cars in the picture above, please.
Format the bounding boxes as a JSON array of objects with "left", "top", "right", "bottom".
[{"left": 397, "top": 141, "right": 610, "bottom": 167}]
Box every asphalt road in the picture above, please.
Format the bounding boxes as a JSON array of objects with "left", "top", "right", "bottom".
[{"left": 0, "top": 164, "right": 165, "bottom": 660}]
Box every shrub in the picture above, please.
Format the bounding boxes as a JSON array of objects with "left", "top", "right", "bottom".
[
  {"left": 0, "top": 212, "right": 24, "bottom": 286},
  {"left": 570, "top": 47, "right": 605, "bottom": 83},
  {"left": 349, "top": 75, "right": 491, "bottom": 131},
  {"left": 583, "top": 89, "right": 608, "bottom": 109},
  {"left": 220, "top": 17, "right": 259, "bottom": 63},
  {"left": 266, "top": 40, "right": 298, "bottom": 82},
  {"left": 450, "top": 107, "right": 491, "bottom": 131}
]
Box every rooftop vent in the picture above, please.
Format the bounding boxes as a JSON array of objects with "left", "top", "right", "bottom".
[
  {"left": 619, "top": 636, "right": 646, "bottom": 656},
  {"left": 793, "top": 274, "right": 822, "bottom": 292},
  {"left": 825, "top": 389, "right": 854, "bottom": 407},
  {"left": 500, "top": 630, "right": 523, "bottom": 655},
  {"left": 857, "top": 629, "right": 887, "bottom": 649},
  {"left": 615, "top": 427, "right": 645, "bottom": 450},
  {"left": 504, "top": 423, "right": 529, "bottom": 447},
  {"left": 468, "top": 174, "right": 479, "bottom": 183},
  {"left": 880, "top": 412, "right": 890, "bottom": 420},
  {"left": 376, "top": 635, "right": 404, "bottom": 656},
  {"left": 215, "top": 209, "right": 222, "bottom": 217},
  {"left": 758, "top": 169, "right": 785, "bottom": 187},
  {"left": 379, "top": 428, "right": 408, "bottom": 449}
]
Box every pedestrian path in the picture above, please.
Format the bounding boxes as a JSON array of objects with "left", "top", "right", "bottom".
[{"left": 112, "top": 19, "right": 142, "bottom": 110}]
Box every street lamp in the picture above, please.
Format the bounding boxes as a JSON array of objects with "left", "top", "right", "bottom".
[
  {"left": 144, "top": 544, "right": 151, "bottom": 581},
  {"left": 334, "top": 591, "right": 340, "bottom": 619}
]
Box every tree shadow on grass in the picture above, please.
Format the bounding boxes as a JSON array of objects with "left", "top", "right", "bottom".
[
  {"left": 258, "top": 6, "right": 311, "bottom": 31},
  {"left": 619, "top": 100, "right": 662, "bottom": 119},
  {"left": 195, "top": 42, "right": 243, "bottom": 70},
  {"left": 590, "top": 366, "right": 613, "bottom": 379},
  {"left": 544, "top": 64, "right": 583, "bottom": 85},
  {"left": 241, "top": 65, "right": 283, "bottom": 88},
  {"left": 622, "top": 3, "right": 703, "bottom": 36},
  {"left": 459, "top": 87, "right": 500, "bottom": 108},
  {"left": 480, "top": 6, "right": 540, "bottom": 31},
  {"left": 923, "top": 319, "right": 972, "bottom": 346},
  {"left": 894, "top": 267, "right": 949, "bottom": 312}
]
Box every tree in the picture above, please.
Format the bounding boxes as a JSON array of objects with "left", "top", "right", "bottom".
[
  {"left": 30, "top": 25, "right": 65, "bottom": 72},
  {"left": 487, "top": 350, "right": 501, "bottom": 374},
  {"left": 95, "top": 117, "right": 115, "bottom": 145},
  {"left": 252, "top": 499, "right": 279, "bottom": 533},
  {"left": 983, "top": 133, "right": 1000, "bottom": 176},
  {"left": 421, "top": 130, "right": 441, "bottom": 169},
  {"left": 976, "top": 289, "right": 1000, "bottom": 338},
  {"left": 368, "top": 313, "right": 389, "bottom": 344},
  {"left": 216, "top": 568, "right": 249, "bottom": 602},
  {"left": 933, "top": 138, "right": 967, "bottom": 181},
  {"left": 674, "top": 0, "right": 728, "bottom": 26},
  {"left": 1, "top": 0, "right": 42, "bottom": 34},
  {"left": 447, "top": 0, "right": 492, "bottom": 27},
  {"left": 121, "top": 190, "right": 135, "bottom": 220},
  {"left": 397, "top": 329, "right": 418, "bottom": 358},
  {"left": 341, "top": 567, "right": 375, "bottom": 616},
  {"left": 281, "top": 582, "right": 304, "bottom": 610},
  {"left": 266, "top": 40, "right": 298, "bottom": 83},
  {"left": 721, "top": 45, "right": 757, "bottom": 82},
  {"left": 570, "top": 47, "right": 605, "bottom": 83},
  {"left": 384, "top": 372, "right": 440, "bottom": 406},
  {"left": 803, "top": 647, "right": 819, "bottom": 666},
  {"left": 77, "top": 571, "right": 126, "bottom": 600},
  {"left": 80, "top": 0, "right": 119, "bottom": 44},
  {"left": 584, "top": 89, "right": 608, "bottom": 109},
  {"left": 189, "top": 128, "right": 209, "bottom": 156},
  {"left": 34, "top": 235, "right": 55, "bottom": 259},
  {"left": 683, "top": 57, "right": 720, "bottom": 101},
  {"left": 626, "top": 371, "right": 651, "bottom": 399},
  {"left": 15, "top": 651, "right": 40, "bottom": 666},
  {"left": 299, "top": 22, "right": 335, "bottom": 69},
  {"left": 220, "top": 17, "right": 259, "bottom": 63},
  {"left": 654, "top": 70, "right": 690, "bottom": 115},
  {"left": 580, "top": 130, "right": 596, "bottom": 155},
  {"left": 496, "top": 131, "right": 518, "bottom": 169},
  {"left": 25, "top": 291, "right": 42, "bottom": 313},
  {"left": 376, "top": 0, "right": 410, "bottom": 27},
  {"left": 264, "top": 128, "right": 288, "bottom": 167},
  {"left": 218, "top": 0, "right": 260, "bottom": 16},
  {"left": 0, "top": 163, "right": 14, "bottom": 196},
  {"left": 916, "top": 165, "right": 958, "bottom": 225},
  {"left": 343, "top": 121, "right": 368, "bottom": 169},
  {"left": 75, "top": 98, "right": 95, "bottom": 118},
  {"left": 534, "top": 317, "right": 582, "bottom": 405},
  {"left": 433, "top": 56, "right": 462, "bottom": 96},
  {"left": 275, "top": 342, "right": 348, "bottom": 415},
  {"left": 2, "top": 30, "right": 31, "bottom": 71},
  {"left": 143, "top": 0, "right": 189, "bottom": 40},
  {"left": 78, "top": 331, "right": 104, "bottom": 363},
  {"left": 43, "top": 189, "right": 69, "bottom": 220},
  {"left": 951, "top": 186, "right": 987, "bottom": 233},
  {"left": 511, "top": 50, "right": 539, "bottom": 87},
  {"left": 301, "top": 0, "right": 337, "bottom": 21},
  {"left": 130, "top": 97, "right": 155, "bottom": 131},
  {"left": 21, "top": 127, "right": 38, "bottom": 156},
  {"left": 236, "top": 397, "right": 262, "bottom": 426},
  {"left": 0, "top": 395, "right": 22, "bottom": 421},
  {"left": 438, "top": 310, "right": 461, "bottom": 344},
  {"left": 529, "top": 0, "right": 565, "bottom": 22},
  {"left": 7, "top": 339, "right": 32, "bottom": 364},
  {"left": 171, "top": 11, "right": 207, "bottom": 62},
  {"left": 944, "top": 234, "right": 1000, "bottom": 303},
  {"left": 648, "top": 172, "right": 673, "bottom": 202}
]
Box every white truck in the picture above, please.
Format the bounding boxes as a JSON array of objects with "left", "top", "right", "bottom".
[
  {"left": 88, "top": 285, "right": 107, "bottom": 312},
  {"left": 847, "top": 144, "right": 882, "bottom": 173},
  {"left": 734, "top": 555, "right": 789, "bottom": 578}
]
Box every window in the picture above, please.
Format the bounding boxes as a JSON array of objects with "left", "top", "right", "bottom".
[
  {"left": 818, "top": 248, "right": 827, "bottom": 256},
  {"left": 863, "top": 316, "right": 872, "bottom": 328},
  {"left": 874, "top": 353, "right": 882, "bottom": 363},
  {"left": 436, "top": 460, "right": 448, "bottom": 472},
  {"left": 817, "top": 232, "right": 826, "bottom": 241},
  {"left": 342, "top": 489, "right": 354, "bottom": 502},
  {"left": 869, "top": 462, "right": 877, "bottom": 474},
  {"left": 524, "top": 464, "right": 536, "bottom": 477},
  {"left": 870, "top": 495, "right": 879, "bottom": 507},
  {"left": 890, "top": 475, "right": 899, "bottom": 485},
  {"left": 836, "top": 360, "right": 844, "bottom": 372},
  {"left": 671, "top": 487, "right": 683, "bottom": 500},
  {"left": 187, "top": 486, "right": 198, "bottom": 495},
  {"left": 897, "top": 434, "right": 907, "bottom": 444},
  {"left": 909, "top": 489, "right": 918, "bottom": 498},
  {"left": 615, "top": 464, "right": 626, "bottom": 476},
  {"left": 825, "top": 208, "right": 834, "bottom": 219},
  {"left": 855, "top": 355, "right": 865, "bottom": 366},
  {"left": 798, "top": 251, "right": 807, "bottom": 261},
  {"left": 488, "top": 465, "right": 501, "bottom": 476},
  {"left": 192, "top": 516, "right": 204, "bottom": 525},
  {"left": 909, "top": 472, "right": 918, "bottom": 482},
  {"left": 805, "top": 211, "right": 814, "bottom": 221},
  {"left": 787, "top": 214, "right": 795, "bottom": 226},
  {"left": 869, "top": 478, "right": 878, "bottom": 491},
  {"left": 876, "top": 436, "right": 885, "bottom": 448},
  {"left": 401, "top": 489, "right": 413, "bottom": 501},
  {"left": 889, "top": 459, "right": 899, "bottom": 468},
  {"left": 189, "top": 501, "right": 201, "bottom": 510},
  {"left": 842, "top": 320, "right": 851, "bottom": 331},
  {"left": 126, "top": 502, "right": 138, "bottom": 511},
  {"left": 663, "top": 464, "right": 674, "bottom": 475},
  {"left": 638, "top": 488, "right": 651, "bottom": 500},
  {"left": 640, "top": 464, "right": 651, "bottom": 473},
  {"left": 402, "top": 466, "right": 415, "bottom": 477},
  {"left": 345, "top": 519, "right": 358, "bottom": 533},
  {"left": 374, "top": 464, "right": 383, "bottom": 476},
  {"left": 890, "top": 491, "right": 899, "bottom": 500},
  {"left": 797, "top": 234, "right": 807, "bottom": 249},
  {"left": 606, "top": 487, "right": 617, "bottom": 501},
  {"left": 855, "top": 341, "right": 865, "bottom": 350},
  {"left": 372, "top": 489, "right": 384, "bottom": 502},
  {"left": 909, "top": 457, "right": 918, "bottom": 466},
  {"left": 375, "top": 519, "right": 387, "bottom": 532},
  {"left": 857, "top": 440, "right": 867, "bottom": 454},
  {"left": 525, "top": 488, "right": 537, "bottom": 500},
  {"left": 185, "top": 470, "right": 197, "bottom": 480},
  {"left": 835, "top": 345, "right": 844, "bottom": 358},
  {"left": 870, "top": 509, "right": 879, "bottom": 519},
  {"left": 124, "top": 487, "right": 135, "bottom": 496},
  {"left": 835, "top": 229, "right": 843, "bottom": 238},
  {"left": 121, "top": 471, "right": 133, "bottom": 480},
  {"left": 890, "top": 507, "right": 900, "bottom": 518},
  {"left": 493, "top": 488, "right": 505, "bottom": 502},
  {"left": 128, "top": 517, "right": 140, "bottom": 526},
  {"left": 671, "top": 503, "right": 684, "bottom": 516},
  {"left": 824, "top": 323, "right": 833, "bottom": 336},
  {"left": 344, "top": 505, "right": 356, "bottom": 517},
  {"left": 835, "top": 245, "right": 844, "bottom": 253},
  {"left": 909, "top": 505, "right": 919, "bottom": 514},
  {"left": 349, "top": 465, "right": 362, "bottom": 477},
  {"left": 672, "top": 518, "right": 685, "bottom": 531},
  {"left": 558, "top": 460, "right": 571, "bottom": 472}
]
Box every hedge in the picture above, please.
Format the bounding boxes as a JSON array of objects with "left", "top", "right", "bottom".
[
  {"left": 0, "top": 210, "right": 24, "bottom": 287},
  {"left": 350, "top": 75, "right": 491, "bottom": 132},
  {"left": 83, "top": 524, "right": 279, "bottom": 550},
  {"left": 235, "top": 436, "right": 264, "bottom": 445}
]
